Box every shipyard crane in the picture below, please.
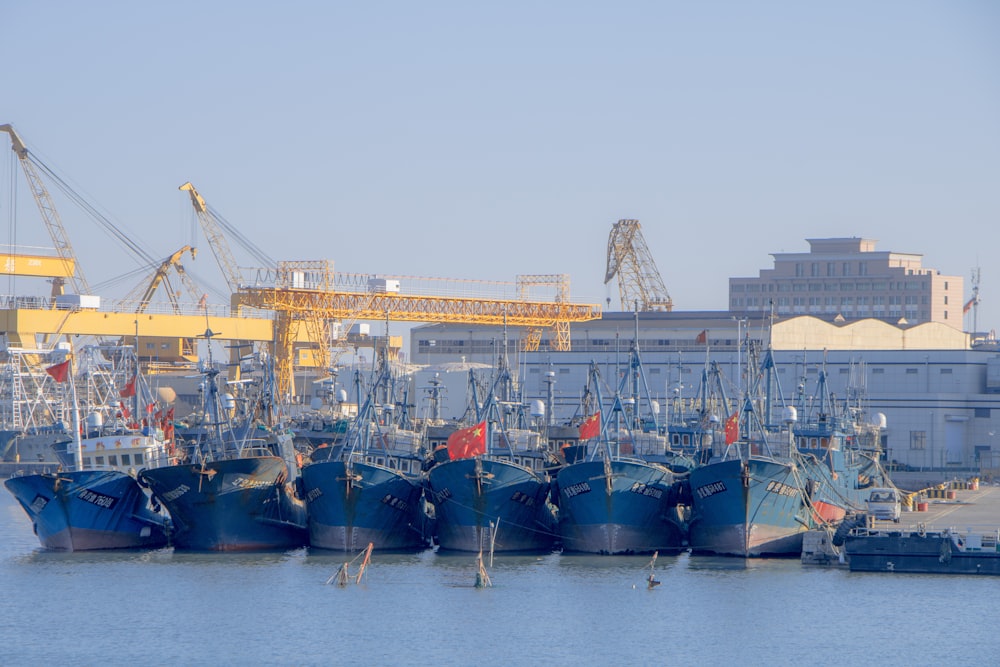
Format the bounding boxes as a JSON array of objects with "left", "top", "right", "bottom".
[
  {"left": 604, "top": 219, "right": 673, "bottom": 312},
  {"left": 123, "top": 245, "right": 201, "bottom": 314},
  {"left": 1, "top": 123, "right": 89, "bottom": 295},
  {"left": 180, "top": 182, "right": 275, "bottom": 293},
  {"left": 517, "top": 274, "right": 572, "bottom": 351},
  {"left": 180, "top": 182, "right": 243, "bottom": 293},
  {"left": 236, "top": 261, "right": 603, "bottom": 400}
]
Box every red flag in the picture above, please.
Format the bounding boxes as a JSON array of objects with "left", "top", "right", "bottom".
[
  {"left": 447, "top": 421, "right": 487, "bottom": 460},
  {"left": 695, "top": 329, "right": 708, "bottom": 345},
  {"left": 578, "top": 412, "right": 601, "bottom": 440},
  {"left": 725, "top": 412, "right": 739, "bottom": 445},
  {"left": 45, "top": 360, "right": 70, "bottom": 383},
  {"left": 120, "top": 377, "right": 136, "bottom": 398}
]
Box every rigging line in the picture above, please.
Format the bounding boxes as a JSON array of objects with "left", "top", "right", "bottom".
[
  {"left": 206, "top": 204, "right": 274, "bottom": 267},
  {"left": 30, "top": 156, "right": 154, "bottom": 265}
]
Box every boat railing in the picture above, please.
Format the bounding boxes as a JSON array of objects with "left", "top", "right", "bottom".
[
  {"left": 238, "top": 439, "right": 274, "bottom": 459},
  {"left": 850, "top": 522, "right": 1000, "bottom": 551}
]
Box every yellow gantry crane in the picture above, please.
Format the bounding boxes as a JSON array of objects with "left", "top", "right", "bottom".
[{"left": 236, "top": 261, "right": 603, "bottom": 400}]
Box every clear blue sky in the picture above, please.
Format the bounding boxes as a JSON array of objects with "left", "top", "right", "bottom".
[{"left": 3, "top": 2, "right": 998, "bottom": 334}]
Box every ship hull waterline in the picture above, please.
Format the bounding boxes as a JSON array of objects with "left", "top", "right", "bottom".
[
  {"left": 554, "top": 458, "right": 684, "bottom": 555},
  {"left": 139, "top": 456, "right": 307, "bottom": 552},
  {"left": 427, "top": 457, "right": 556, "bottom": 553},
  {"left": 687, "top": 457, "right": 810, "bottom": 557},
  {"left": 302, "top": 459, "right": 431, "bottom": 552},
  {"left": 5, "top": 470, "right": 168, "bottom": 551}
]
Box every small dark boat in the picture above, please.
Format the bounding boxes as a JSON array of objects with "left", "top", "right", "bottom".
[{"left": 844, "top": 524, "right": 1000, "bottom": 575}]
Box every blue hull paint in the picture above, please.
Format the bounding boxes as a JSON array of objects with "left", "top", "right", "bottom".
[
  {"left": 554, "top": 459, "right": 683, "bottom": 555},
  {"left": 139, "top": 457, "right": 307, "bottom": 551},
  {"left": 687, "top": 457, "right": 810, "bottom": 557},
  {"left": 5, "top": 470, "right": 168, "bottom": 551},
  {"left": 427, "top": 458, "right": 556, "bottom": 553},
  {"left": 302, "top": 460, "right": 431, "bottom": 551}
]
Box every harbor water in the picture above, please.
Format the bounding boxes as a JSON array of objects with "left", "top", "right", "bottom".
[{"left": 2, "top": 490, "right": 998, "bottom": 666}]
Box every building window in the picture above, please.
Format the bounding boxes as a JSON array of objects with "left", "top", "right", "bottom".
[
  {"left": 940, "top": 368, "right": 953, "bottom": 374},
  {"left": 811, "top": 263, "right": 819, "bottom": 277},
  {"left": 795, "top": 263, "right": 804, "bottom": 277},
  {"left": 910, "top": 431, "right": 926, "bottom": 450},
  {"left": 827, "top": 262, "right": 836, "bottom": 277},
  {"left": 842, "top": 262, "right": 851, "bottom": 276},
  {"left": 872, "top": 368, "right": 885, "bottom": 374},
  {"left": 858, "top": 262, "right": 868, "bottom": 276}
]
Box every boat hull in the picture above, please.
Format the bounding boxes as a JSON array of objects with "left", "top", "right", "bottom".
[
  {"left": 302, "top": 460, "right": 431, "bottom": 551},
  {"left": 5, "top": 470, "right": 168, "bottom": 551},
  {"left": 798, "top": 447, "right": 886, "bottom": 525},
  {"left": 687, "top": 457, "right": 809, "bottom": 557},
  {"left": 554, "top": 459, "right": 683, "bottom": 554},
  {"left": 427, "top": 458, "right": 556, "bottom": 552},
  {"left": 846, "top": 531, "right": 1000, "bottom": 575},
  {"left": 139, "top": 456, "right": 307, "bottom": 551}
]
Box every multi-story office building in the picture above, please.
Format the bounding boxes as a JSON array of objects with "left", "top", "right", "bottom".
[{"left": 729, "top": 237, "right": 963, "bottom": 325}]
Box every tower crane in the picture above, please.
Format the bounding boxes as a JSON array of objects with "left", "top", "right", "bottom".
[
  {"left": 1, "top": 123, "right": 90, "bottom": 295},
  {"left": 604, "top": 219, "right": 673, "bottom": 312}
]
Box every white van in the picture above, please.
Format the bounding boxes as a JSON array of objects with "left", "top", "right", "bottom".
[{"left": 866, "top": 487, "right": 901, "bottom": 522}]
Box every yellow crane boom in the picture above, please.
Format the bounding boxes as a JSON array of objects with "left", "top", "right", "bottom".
[
  {"left": 179, "top": 182, "right": 246, "bottom": 293},
  {"left": 1, "top": 124, "right": 90, "bottom": 295},
  {"left": 123, "top": 245, "right": 200, "bottom": 313}
]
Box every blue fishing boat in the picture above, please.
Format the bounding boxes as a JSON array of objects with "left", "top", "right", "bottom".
[
  {"left": 6, "top": 467, "right": 168, "bottom": 551},
  {"left": 687, "top": 454, "right": 809, "bottom": 556},
  {"left": 552, "top": 320, "right": 687, "bottom": 555},
  {"left": 791, "top": 364, "right": 892, "bottom": 524},
  {"left": 426, "top": 339, "right": 557, "bottom": 553},
  {"left": 138, "top": 336, "right": 307, "bottom": 551},
  {"left": 4, "top": 345, "right": 171, "bottom": 551},
  {"left": 303, "top": 356, "right": 433, "bottom": 551},
  {"left": 686, "top": 342, "right": 814, "bottom": 557}
]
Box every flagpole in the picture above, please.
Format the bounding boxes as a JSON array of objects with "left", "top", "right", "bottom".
[{"left": 68, "top": 358, "right": 83, "bottom": 472}]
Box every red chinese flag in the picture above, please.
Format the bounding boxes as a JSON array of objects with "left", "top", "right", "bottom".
[
  {"left": 578, "top": 412, "right": 601, "bottom": 440},
  {"left": 45, "top": 360, "right": 70, "bottom": 383},
  {"left": 725, "top": 412, "right": 739, "bottom": 445},
  {"left": 695, "top": 329, "right": 708, "bottom": 345},
  {"left": 120, "top": 377, "right": 136, "bottom": 398},
  {"left": 447, "top": 420, "right": 487, "bottom": 460}
]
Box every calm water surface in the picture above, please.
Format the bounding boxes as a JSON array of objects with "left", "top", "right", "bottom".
[{"left": 1, "top": 490, "right": 997, "bottom": 666}]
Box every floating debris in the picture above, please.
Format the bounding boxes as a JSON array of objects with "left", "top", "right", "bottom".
[
  {"left": 475, "top": 551, "right": 492, "bottom": 589},
  {"left": 326, "top": 542, "right": 374, "bottom": 586},
  {"left": 646, "top": 551, "right": 661, "bottom": 589}
]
